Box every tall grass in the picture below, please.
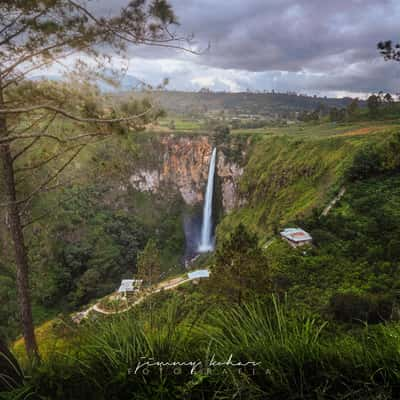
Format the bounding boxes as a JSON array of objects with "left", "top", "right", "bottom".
[
  {"left": 201, "top": 297, "right": 400, "bottom": 399},
  {"left": 3, "top": 297, "right": 400, "bottom": 399},
  {"left": 200, "top": 297, "right": 326, "bottom": 398}
]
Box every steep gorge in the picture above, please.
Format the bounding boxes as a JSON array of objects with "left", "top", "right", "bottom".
[{"left": 128, "top": 134, "right": 247, "bottom": 212}]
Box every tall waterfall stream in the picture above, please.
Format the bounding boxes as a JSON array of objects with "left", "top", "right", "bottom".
[{"left": 198, "top": 147, "right": 217, "bottom": 252}]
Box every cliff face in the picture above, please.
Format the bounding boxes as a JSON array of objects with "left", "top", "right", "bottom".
[{"left": 129, "top": 135, "right": 245, "bottom": 212}]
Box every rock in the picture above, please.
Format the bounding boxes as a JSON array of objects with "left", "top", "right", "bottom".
[
  {"left": 129, "top": 170, "right": 160, "bottom": 193},
  {"left": 217, "top": 152, "right": 244, "bottom": 212},
  {"left": 129, "top": 135, "right": 245, "bottom": 212}
]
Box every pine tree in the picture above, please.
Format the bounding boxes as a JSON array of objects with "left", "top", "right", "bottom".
[
  {"left": 136, "top": 239, "right": 161, "bottom": 288},
  {"left": 0, "top": 0, "right": 190, "bottom": 358},
  {"left": 211, "top": 224, "right": 270, "bottom": 305}
]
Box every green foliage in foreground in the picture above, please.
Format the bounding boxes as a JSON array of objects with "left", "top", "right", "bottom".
[{"left": 4, "top": 297, "right": 400, "bottom": 399}]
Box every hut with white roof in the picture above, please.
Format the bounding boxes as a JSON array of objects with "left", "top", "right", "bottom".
[
  {"left": 118, "top": 279, "right": 143, "bottom": 298},
  {"left": 280, "top": 228, "right": 312, "bottom": 248},
  {"left": 187, "top": 269, "right": 210, "bottom": 285}
]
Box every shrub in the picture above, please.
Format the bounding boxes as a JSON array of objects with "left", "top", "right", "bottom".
[
  {"left": 346, "top": 145, "right": 382, "bottom": 181},
  {"left": 328, "top": 292, "right": 392, "bottom": 324}
]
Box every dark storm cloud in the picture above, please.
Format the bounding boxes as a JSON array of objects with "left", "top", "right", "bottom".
[
  {"left": 170, "top": 0, "right": 398, "bottom": 69},
  {"left": 89, "top": 0, "right": 400, "bottom": 95}
]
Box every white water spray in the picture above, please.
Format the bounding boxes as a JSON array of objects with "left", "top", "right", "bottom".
[{"left": 198, "top": 147, "right": 217, "bottom": 253}]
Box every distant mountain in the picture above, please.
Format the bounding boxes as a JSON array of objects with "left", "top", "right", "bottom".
[
  {"left": 29, "top": 74, "right": 363, "bottom": 117},
  {"left": 97, "top": 72, "right": 144, "bottom": 92},
  {"left": 117, "top": 90, "right": 364, "bottom": 118}
]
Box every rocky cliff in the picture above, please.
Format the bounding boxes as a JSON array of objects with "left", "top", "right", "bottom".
[{"left": 129, "top": 135, "right": 246, "bottom": 212}]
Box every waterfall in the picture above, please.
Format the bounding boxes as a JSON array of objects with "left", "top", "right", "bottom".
[{"left": 198, "top": 147, "right": 217, "bottom": 253}]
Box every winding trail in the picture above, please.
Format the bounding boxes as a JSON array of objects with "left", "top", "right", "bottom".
[
  {"left": 72, "top": 276, "right": 190, "bottom": 322},
  {"left": 321, "top": 187, "right": 346, "bottom": 217}
]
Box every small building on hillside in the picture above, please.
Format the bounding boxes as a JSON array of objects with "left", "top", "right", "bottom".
[
  {"left": 280, "top": 228, "right": 312, "bottom": 248},
  {"left": 187, "top": 269, "right": 210, "bottom": 285},
  {"left": 118, "top": 279, "right": 143, "bottom": 298}
]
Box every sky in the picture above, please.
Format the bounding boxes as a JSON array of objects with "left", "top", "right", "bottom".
[{"left": 60, "top": 0, "right": 400, "bottom": 97}]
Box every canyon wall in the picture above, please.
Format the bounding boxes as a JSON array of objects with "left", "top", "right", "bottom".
[{"left": 129, "top": 135, "right": 246, "bottom": 212}]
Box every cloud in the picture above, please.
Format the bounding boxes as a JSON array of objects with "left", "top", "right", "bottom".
[{"left": 43, "top": 0, "right": 400, "bottom": 96}]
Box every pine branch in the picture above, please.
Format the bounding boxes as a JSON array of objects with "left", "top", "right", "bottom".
[
  {"left": 0, "top": 133, "right": 65, "bottom": 145},
  {"left": 14, "top": 143, "right": 83, "bottom": 173},
  {"left": 0, "top": 103, "right": 154, "bottom": 124},
  {"left": 8, "top": 114, "right": 48, "bottom": 136},
  {"left": 21, "top": 193, "right": 76, "bottom": 229},
  {"left": 2, "top": 48, "right": 90, "bottom": 91},
  {"left": 11, "top": 112, "right": 58, "bottom": 161},
  {"left": 0, "top": 144, "right": 85, "bottom": 209},
  {"left": 17, "top": 145, "right": 86, "bottom": 216},
  {"left": 11, "top": 137, "right": 40, "bottom": 162},
  {"left": 20, "top": 136, "right": 110, "bottom": 227},
  {"left": 67, "top": 0, "right": 201, "bottom": 55},
  {"left": 0, "top": 9, "right": 47, "bottom": 47}
]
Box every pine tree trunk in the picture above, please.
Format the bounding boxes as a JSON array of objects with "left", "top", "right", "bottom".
[{"left": 0, "top": 89, "right": 39, "bottom": 359}]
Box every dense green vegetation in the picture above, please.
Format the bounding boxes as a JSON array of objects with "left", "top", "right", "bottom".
[
  {"left": 30, "top": 186, "right": 148, "bottom": 308},
  {"left": 0, "top": 133, "right": 187, "bottom": 340},
  {"left": 3, "top": 108, "right": 400, "bottom": 398},
  {"left": 8, "top": 1, "right": 400, "bottom": 397},
  {"left": 215, "top": 126, "right": 400, "bottom": 322},
  {"left": 267, "top": 174, "right": 400, "bottom": 318}
]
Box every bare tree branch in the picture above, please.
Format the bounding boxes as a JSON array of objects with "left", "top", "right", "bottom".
[
  {"left": 17, "top": 145, "right": 86, "bottom": 211},
  {"left": 12, "top": 137, "right": 40, "bottom": 162},
  {"left": 0, "top": 11, "right": 23, "bottom": 36},
  {"left": 67, "top": 0, "right": 201, "bottom": 55},
  {"left": 0, "top": 133, "right": 64, "bottom": 145},
  {"left": 0, "top": 145, "right": 85, "bottom": 209},
  {"left": 14, "top": 143, "right": 83, "bottom": 173}
]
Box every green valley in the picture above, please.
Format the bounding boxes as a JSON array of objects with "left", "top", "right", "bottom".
[{"left": 3, "top": 2, "right": 400, "bottom": 398}]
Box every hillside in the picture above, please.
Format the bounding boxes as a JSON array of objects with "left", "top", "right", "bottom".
[
  {"left": 116, "top": 90, "right": 359, "bottom": 118},
  {"left": 4, "top": 117, "right": 400, "bottom": 399},
  {"left": 218, "top": 121, "right": 400, "bottom": 238}
]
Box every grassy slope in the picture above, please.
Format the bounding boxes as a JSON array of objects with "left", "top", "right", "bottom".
[
  {"left": 218, "top": 122, "right": 400, "bottom": 240},
  {"left": 263, "top": 174, "right": 400, "bottom": 314}
]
